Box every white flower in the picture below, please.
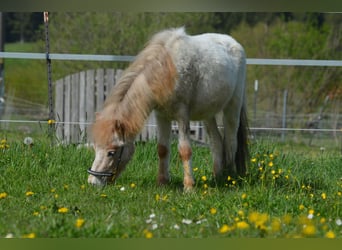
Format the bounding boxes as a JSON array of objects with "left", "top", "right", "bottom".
[
  {"left": 336, "top": 219, "right": 342, "bottom": 226},
  {"left": 182, "top": 219, "right": 192, "bottom": 225},
  {"left": 120, "top": 187, "right": 125, "bottom": 191},
  {"left": 307, "top": 214, "right": 314, "bottom": 219},
  {"left": 149, "top": 213, "right": 156, "bottom": 219},
  {"left": 173, "top": 224, "right": 180, "bottom": 230},
  {"left": 152, "top": 223, "right": 158, "bottom": 230},
  {"left": 23, "top": 137, "right": 34, "bottom": 145}
]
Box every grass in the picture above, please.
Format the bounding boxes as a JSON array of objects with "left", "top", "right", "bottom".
[
  {"left": 0, "top": 134, "right": 341, "bottom": 238},
  {"left": 4, "top": 42, "right": 47, "bottom": 105}
]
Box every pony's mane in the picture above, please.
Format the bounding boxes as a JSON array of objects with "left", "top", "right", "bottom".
[{"left": 93, "top": 28, "right": 184, "bottom": 145}]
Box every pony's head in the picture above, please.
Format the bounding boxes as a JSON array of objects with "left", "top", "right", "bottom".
[{"left": 87, "top": 114, "right": 135, "bottom": 186}]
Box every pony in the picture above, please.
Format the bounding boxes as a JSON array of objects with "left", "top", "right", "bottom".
[{"left": 87, "top": 27, "right": 249, "bottom": 191}]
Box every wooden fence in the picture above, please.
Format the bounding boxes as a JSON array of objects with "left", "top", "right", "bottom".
[{"left": 54, "top": 68, "right": 207, "bottom": 144}]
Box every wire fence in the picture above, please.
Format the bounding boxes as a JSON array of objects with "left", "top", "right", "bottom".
[{"left": 0, "top": 52, "right": 341, "bottom": 150}]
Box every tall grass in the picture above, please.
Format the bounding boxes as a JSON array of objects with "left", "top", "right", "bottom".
[{"left": 0, "top": 136, "right": 341, "bottom": 238}]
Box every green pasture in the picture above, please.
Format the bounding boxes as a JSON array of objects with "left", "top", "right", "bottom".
[{"left": 0, "top": 133, "right": 341, "bottom": 238}]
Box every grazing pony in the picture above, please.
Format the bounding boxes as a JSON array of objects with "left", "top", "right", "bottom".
[{"left": 87, "top": 27, "right": 249, "bottom": 191}]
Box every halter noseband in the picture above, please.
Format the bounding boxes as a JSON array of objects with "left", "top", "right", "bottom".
[{"left": 87, "top": 146, "right": 124, "bottom": 181}]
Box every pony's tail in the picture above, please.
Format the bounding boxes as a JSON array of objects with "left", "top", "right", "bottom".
[{"left": 235, "top": 104, "right": 249, "bottom": 176}]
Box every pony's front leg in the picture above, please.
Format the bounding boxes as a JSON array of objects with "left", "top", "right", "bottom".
[
  {"left": 156, "top": 113, "right": 171, "bottom": 186},
  {"left": 177, "top": 119, "right": 194, "bottom": 191}
]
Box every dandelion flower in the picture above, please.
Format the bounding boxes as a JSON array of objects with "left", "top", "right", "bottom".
[
  {"left": 299, "top": 204, "right": 305, "bottom": 210},
  {"left": 251, "top": 158, "right": 257, "bottom": 163},
  {"left": 268, "top": 161, "right": 274, "bottom": 167},
  {"left": 321, "top": 193, "right": 327, "bottom": 200},
  {"left": 210, "top": 208, "right": 217, "bottom": 215},
  {"left": 47, "top": 119, "right": 55, "bottom": 125},
  {"left": 302, "top": 224, "right": 316, "bottom": 236},
  {"left": 22, "top": 233, "right": 36, "bottom": 238},
  {"left": 58, "top": 207, "right": 69, "bottom": 213},
  {"left": 219, "top": 224, "right": 234, "bottom": 234},
  {"left": 130, "top": 183, "right": 136, "bottom": 188},
  {"left": 0, "top": 192, "right": 8, "bottom": 199},
  {"left": 271, "top": 218, "right": 281, "bottom": 232},
  {"left": 100, "top": 193, "right": 107, "bottom": 198},
  {"left": 236, "top": 221, "right": 249, "bottom": 230},
  {"left": 325, "top": 230, "right": 336, "bottom": 239},
  {"left": 75, "top": 218, "right": 85, "bottom": 228},
  {"left": 25, "top": 191, "right": 34, "bottom": 197},
  {"left": 201, "top": 175, "right": 207, "bottom": 181},
  {"left": 241, "top": 193, "right": 247, "bottom": 199},
  {"left": 143, "top": 229, "right": 153, "bottom": 239}
]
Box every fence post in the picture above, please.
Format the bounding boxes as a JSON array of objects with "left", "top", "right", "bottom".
[{"left": 281, "top": 89, "right": 288, "bottom": 142}]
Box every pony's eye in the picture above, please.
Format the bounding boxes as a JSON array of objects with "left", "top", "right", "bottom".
[{"left": 107, "top": 151, "right": 116, "bottom": 157}]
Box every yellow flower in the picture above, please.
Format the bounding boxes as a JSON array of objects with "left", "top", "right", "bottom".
[
  {"left": 268, "top": 161, "right": 274, "bottom": 167},
  {"left": 302, "top": 224, "right": 316, "bottom": 236},
  {"left": 0, "top": 192, "right": 8, "bottom": 199},
  {"left": 251, "top": 158, "right": 257, "bottom": 163},
  {"left": 193, "top": 167, "right": 199, "bottom": 172},
  {"left": 201, "top": 175, "right": 207, "bottom": 181},
  {"left": 325, "top": 230, "right": 336, "bottom": 239},
  {"left": 248, "top": 211, "right": 269, "bottom": 228},
  {"left": 241, "top": 193, "right": 247, "bottom": 199},
  {"left": 75, "top": 218, "right": 85, "bottom": 228},
  {"left": 321, "top": 193, "right": 327, "bottom": 200},
  {"left": 299, "top": 204, "right": 305, "bottom": 210},
  {"left": 308, "top": 209, "right": 314, "bottom": 215},
  {"left": 100, "top": 193, "right": 107, "bottom": 198},
  {"left": 47, "top": 119, "right": 55, "bottom": 125},
  {"left": 58, "top": 207, "right": 69, "bottom": 213},
  {"left": 25, "top": 191, "right": 34, "bottom": 197},
  {"left": 33, "top": 211, "right": 39, "bottom": 216},
  {"left": 282, "top": 214, "right": 292, "bottom": 225},
  {"left": 130, "top": 183, "right": 136, "bottom": 188},
  {"left": 210, "top": 208, "right": 217, "bottom": 215},
  {"left": 271, "top": 218, "right": 282, "bottom": 232},
  {"left": 143, "top": 229, "right": 153, "bottom": 239},
  {"left": 219, "top": 224, "right": 234, "bottom": 234},
  {"left": 236, "top": 221, "right": 249, "bottom": 230},
  {"left": 22, "top": 233, "right": 36, "bottom": 238}
]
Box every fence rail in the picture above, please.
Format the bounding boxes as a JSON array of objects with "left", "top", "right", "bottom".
[{"left": 1, "top": 52, "right": 342, "bottom": 66}]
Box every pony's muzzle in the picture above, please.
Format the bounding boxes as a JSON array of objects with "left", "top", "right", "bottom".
[{"left": 87, "top": 174, "right": 107, "bottom": 186}]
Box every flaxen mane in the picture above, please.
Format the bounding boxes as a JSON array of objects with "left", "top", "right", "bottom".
[{"left": 92, "top": 28, "right": 182, "bottom": 145}]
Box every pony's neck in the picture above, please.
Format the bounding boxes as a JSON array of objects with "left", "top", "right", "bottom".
[
  {"left": 114, "top": 73, "right": 156, "bottom": 140},
  {"left": 104, "top": 42, "right": 177, "bottom": 140}
]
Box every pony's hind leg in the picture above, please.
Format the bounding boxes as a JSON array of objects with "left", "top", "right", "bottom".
[
  {"left": 156, "top": 113, "right": 171, "bottom": 186},
  {"left": 203, "top": 117, "right": 225, "bottom": 179},
  {"left": 222, "top": 102, "right": 241, "bottom": 175}
]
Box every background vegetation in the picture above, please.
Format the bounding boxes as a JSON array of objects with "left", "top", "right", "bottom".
[{"left": 2, "top": 12, "right": 341, "bottom": 114}]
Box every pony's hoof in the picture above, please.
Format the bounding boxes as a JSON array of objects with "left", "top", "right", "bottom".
[
  {"left": 183, "top": 185, "right": 194, "bottom": 193},
  {"left": 157, "top": 176, "right": 170, "bottom": 186}
]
